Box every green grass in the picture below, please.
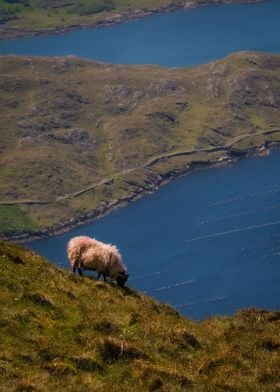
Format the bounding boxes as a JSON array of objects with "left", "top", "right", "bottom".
[
  {"left": 67, "top": 0, "right": 115, "bottom": 16},
  {"left": 0, "top": 206, "right": 38, "bottom": 237},
  {"left": 0, "top": 0, "right": 28, "bottom": 24},
  {"left": 0, "top": 52, "right": 279, "bottom": 237},
  {"left": 0, "top": 0, "right": 262, "bottom": 34},
  {"left": 0, "top": 240, "right": 279, "bottom": 391}
]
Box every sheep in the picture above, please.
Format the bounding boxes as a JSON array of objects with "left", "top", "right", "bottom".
[{"left": 67, "top": 236, "right": 129, "bottom": 286}]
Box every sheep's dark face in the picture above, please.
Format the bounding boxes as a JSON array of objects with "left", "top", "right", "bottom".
[{"left": 116, "top": 272, "right": 129, "bottom": 287}]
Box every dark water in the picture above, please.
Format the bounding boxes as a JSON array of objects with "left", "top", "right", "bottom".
[
  {"left": 0, "top": 0, "right": 279, "bottom": 66},
  {"left": 29, "top": 151, "right": 280, "bottom": 319},
  {"left": 3, "top": 0, "right": 280, "bottom": 318}
]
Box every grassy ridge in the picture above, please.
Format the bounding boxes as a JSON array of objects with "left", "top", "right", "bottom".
[
  {"left": 0, "top": 51, "right": 279, "bottom": 237},
  {"left": 0, "top": 0, "right": 263, "bottom": 37},
  {"left": 1, "top": 240, "right": 280, "bottom": 391}
]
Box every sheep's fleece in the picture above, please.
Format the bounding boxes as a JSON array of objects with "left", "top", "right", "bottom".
[{"left": 67, "top": 236, "right": 128, "bottom": 285}]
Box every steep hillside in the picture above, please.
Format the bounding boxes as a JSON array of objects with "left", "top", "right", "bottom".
[
  {"left": 0, "top": 51, "right": 280, "bottom": 238},
  {"left": 0, "top": 0, "right": 263, "bottom": 39},
  {"left": 0, "top": 240, "right": 279, "bottom": 391}
]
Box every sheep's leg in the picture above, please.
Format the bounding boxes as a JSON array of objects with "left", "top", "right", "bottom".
[
  {"left": 78, "top": 268, "right": 83, "bottom": 276},
  {"left": 96, "top": 272, "right": 106, "bottom": 281},
  {"left": 72, "top": 266, "right": 76, "bottom": 274}
]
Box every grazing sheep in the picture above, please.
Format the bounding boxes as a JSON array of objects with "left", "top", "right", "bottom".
[{"left": 67, "top": 236, "right": 129, "bottom": 286}]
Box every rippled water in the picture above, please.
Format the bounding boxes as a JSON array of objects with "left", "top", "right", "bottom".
[
  {"left": 29, "top": 151, "right": 280, "bottom": 319},
  {"left": 3, "top": 0, "right": 280, "bottom": 319}
]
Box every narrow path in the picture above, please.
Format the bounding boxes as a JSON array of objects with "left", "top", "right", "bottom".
[{"left": 1, "top": 128, "right": 279, "bottom": 206}]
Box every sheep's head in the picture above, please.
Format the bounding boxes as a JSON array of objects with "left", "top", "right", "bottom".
[{"left": 116, "top": 272, "right": 129, "bottom": 287}]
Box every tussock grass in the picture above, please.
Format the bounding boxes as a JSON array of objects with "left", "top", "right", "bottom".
[{"left": 0, "top": 240, "right": 279, "bottom": 391}]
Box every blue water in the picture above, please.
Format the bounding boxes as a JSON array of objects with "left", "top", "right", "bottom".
[
  {"left": 0, "top": 0, "right": 279, "bottom": 66},
  {"left": 3, "top": 0, "right": 280, "bottom": 318},
  {"left": 29, "top": 151, "right": 280, "bottom": 319}
]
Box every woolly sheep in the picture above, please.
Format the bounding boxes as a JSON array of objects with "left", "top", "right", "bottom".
[{"left": 67, "top": 236, "right": 129, "bottom": 286}]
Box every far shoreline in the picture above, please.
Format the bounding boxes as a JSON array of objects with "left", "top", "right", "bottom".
[
  {"left": 5, "top": 141, "right": 280, "bottom": 244},
  {"left": 0, "top": 0, "right": 265, "bottom": 41}
]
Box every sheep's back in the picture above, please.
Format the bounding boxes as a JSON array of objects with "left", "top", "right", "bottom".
[
  {"left": 67, "top": 236, "right": 97, "bottom": 267},
  {"left": 82, "top": 246, "right": 109, "bottom": 273}
]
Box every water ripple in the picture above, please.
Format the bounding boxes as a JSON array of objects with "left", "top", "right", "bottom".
[
  {"left": 185, "top": 220, "right": 280, "bottom": 243},
  {"left": 208, "top": 188, "right": 280, "bottom": 208},
  {"left": 175, "top": 296, "right": 227, "bottom": 308}
]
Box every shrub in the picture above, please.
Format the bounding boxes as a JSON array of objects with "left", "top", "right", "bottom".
[{"left": 67, "top": 0, "right": 115, "bottom": 16}]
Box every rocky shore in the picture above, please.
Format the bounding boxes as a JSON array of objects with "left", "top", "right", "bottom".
[
  {"left": 0, "top": 0, "right": 264, "bottom": 41},
  {"left": 6, "top": 141, "right": 279, "bottom": 244}
]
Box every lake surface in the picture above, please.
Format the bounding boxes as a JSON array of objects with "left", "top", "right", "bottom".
[
  {"left": 3, "top": 0, "right": 280, "bottom": 319},
  {"left": 29, "top": 151, "right": 280, "bottom": 319},
  {"left": 0, "top": 0, "right": 279, "bottom": 66}
]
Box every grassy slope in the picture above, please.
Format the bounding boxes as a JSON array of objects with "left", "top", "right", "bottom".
[
  {"left": 0, "top": 0, "right": 261, "bottom": 35},
  {"left": 0, "top": 51, "right": 280, "bottom": 237},
  {"left": 0, "top": 240, "right": 280, "bottom": 391}
]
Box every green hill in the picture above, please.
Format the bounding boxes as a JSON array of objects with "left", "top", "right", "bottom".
[
  {"left": 0, "top": 0, "right": 263, "bottom": 39},
  {"left": 0, "top": 240, "right": 279, "bottom": 391},
  {"left": 0, "top": 51, "right": 279, "bottom": 239}
]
